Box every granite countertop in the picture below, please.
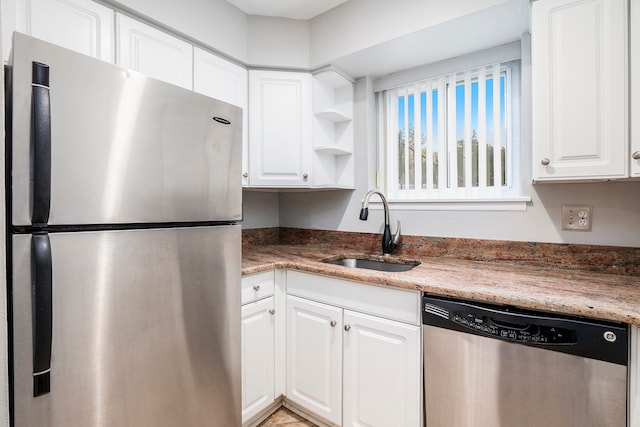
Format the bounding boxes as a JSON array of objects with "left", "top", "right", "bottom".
[{"left": 242, "top": 244, "right": 640, "bottom": 326}]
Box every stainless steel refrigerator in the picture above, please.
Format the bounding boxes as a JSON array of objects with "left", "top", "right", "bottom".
[{"left": 6, "top": 33, "right": 242, "bottom": 426}]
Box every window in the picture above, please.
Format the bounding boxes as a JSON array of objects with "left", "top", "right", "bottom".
[{"left": 377, "top": 58, "right": 527, "bottom": 209}]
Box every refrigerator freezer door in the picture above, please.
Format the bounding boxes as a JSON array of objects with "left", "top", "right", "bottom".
[
  {"left": 12, "top": 226, "right": 241, "bottom": 427},
  {"left": 9, "top": 33, "right": 242, "bottom": 226}
]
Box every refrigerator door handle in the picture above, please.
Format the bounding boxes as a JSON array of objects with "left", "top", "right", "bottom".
[
  {"left": 31, "top": 61, "right": 51, "bottom": 226},
  {"left": 32, "top": 232, "right": 52, "bottom": 396}
]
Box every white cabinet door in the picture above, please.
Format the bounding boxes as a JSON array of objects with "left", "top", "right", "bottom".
[
  {"left": 342, "top": 310, "right": 421, "bottom": 427},
  {"left": 631, "top": 0, "right": 640, "bottom": 177},
  {"left": 241, "top": 296, "right": 275, "bottom": 424},
  {"left": 249, "top": 70, "right": 312, "bottom": 187},
  {"left": 116, "top": 13, "right": 192, "bottom": 89},
  {"left": 3, "top": 0, "right": 114, "bottom": 62},
  {"left": 194, "top": 48, "right": 249, "bottom": 186},
  {"left": 532, "top": 0, "right": 627, "bottom": 181},
  {"left": 286, "top": 295, "right": 342, "bottom": 425}
]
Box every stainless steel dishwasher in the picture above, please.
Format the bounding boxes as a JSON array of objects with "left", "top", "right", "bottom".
[{"left": 422, "top": 294, "right": 628, "bottom": 427}]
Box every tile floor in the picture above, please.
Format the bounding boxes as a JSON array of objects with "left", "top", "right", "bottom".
[{"left": 258, "top": 407, "right": 318, "bottom": 427}]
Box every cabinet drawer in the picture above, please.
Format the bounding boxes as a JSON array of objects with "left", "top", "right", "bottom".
[
  {"left": 241, "top": 270, "right": 275, "bottom": 304},
  {"left": 286, "top": 270, "right": 420, "bottom": 325}
]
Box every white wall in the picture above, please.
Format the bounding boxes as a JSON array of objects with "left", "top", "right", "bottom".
[
  {"left": 279, "top": 72, "right": 640, "bottom": 248},
  {"left": 242, "top": 190, "right": 280, "bottom": 229},
  {"left": 55, "top": 0, "right": 638, "bottom": 248},
  {"left": 247, "top": 15, "right": 309, "bottom": 69},
  {"left": 280, "top": 181, "right": 640, "bottom": 247}
]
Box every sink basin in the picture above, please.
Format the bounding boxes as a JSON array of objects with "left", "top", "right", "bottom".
[{"left": 323, "top": 256, "right": 420, "bottom": 272}]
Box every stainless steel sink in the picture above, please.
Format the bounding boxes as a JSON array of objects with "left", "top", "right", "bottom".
[{"left": 323, "top": 256, "right": 420, "bottom": 272}]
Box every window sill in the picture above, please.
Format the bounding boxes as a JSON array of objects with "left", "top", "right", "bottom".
[{"left": 369, "top": 196, "right": 531, "bottom": 211}]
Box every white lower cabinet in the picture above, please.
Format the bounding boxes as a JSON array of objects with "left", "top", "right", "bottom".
[
  {"left": 241, "top": 271, "right": 280, "bottom": 425},
  {"left": 286, "top": 271, "right": 421, "bottom": 427},
  {"left": 241, "top": 296, "right": 276, "bottom": 423},
  {"left": 286, "top": 295, "right": 343, "bottom": 425},
  {"left": 342, "top": 310, "right": 421, "bottom": 427},
  {"left": 242, "top": 270, "right": 421, "bottom": 426}
]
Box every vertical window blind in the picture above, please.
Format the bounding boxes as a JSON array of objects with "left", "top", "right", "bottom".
[{"left": 380, "top": 62, "right": 515, "bottom": 200}]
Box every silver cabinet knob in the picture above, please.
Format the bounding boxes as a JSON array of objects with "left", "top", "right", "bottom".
[
  {"left": 252, "top": 285, "right": 260, "bottom": 291},
  {"left": 242, "top": 172, "right": 248, "bottom": 178},
  {"left": 330, "top": 320, "right": 337, "bottom": 327},
  {"left": 268, "top": 309, "right": 275, "bottom": 315},
  {"left": 302, "top": 173, "right": 309, "bottom": 180},
  {"left": 541, "top": 158, "right": 550, "bottom": 166},
  {"left": 344, "top": 325, "right": 351, "bottom": 332},
  {"left": 633, "top": 151, "right": 640, "bottom": 160}
]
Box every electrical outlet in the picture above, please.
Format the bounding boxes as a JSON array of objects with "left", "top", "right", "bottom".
[{"left": 562, "top": 205, "right": 592, "bottom": 231}]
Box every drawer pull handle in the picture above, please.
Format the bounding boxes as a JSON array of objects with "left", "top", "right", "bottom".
[
  {"left": 330, "top": 320, "right": 337, "bottom": 327},
  {"left": 344, "top": 325, "right": 351, "bottom": 332},
  {"left": 269, "top": 309, "right": 275, "bottom": 315},
  {"left": 633, "top": 151, "right": 640, "bottom": 160},
  {"left": 541, "top": 158, "right": 550, "bottom": 166},
  {"left": 252, "top": 285, "right": 260, "bottom": 292}
]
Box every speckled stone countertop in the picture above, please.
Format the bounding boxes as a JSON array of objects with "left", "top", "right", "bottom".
[{"left": 242, "top": 244, "right": 640, "bottom": 326}]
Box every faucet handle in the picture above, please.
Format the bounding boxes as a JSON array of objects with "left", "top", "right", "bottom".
[
  {"left": 392, "top": 220, "right": 401, "bottom": 246},
  {"left": 382, "top": 220, "right": 401, "bottom": 255}
]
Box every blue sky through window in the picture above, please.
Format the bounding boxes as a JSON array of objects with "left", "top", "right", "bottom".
[{"left": 398, "top": 75, "right": 506, "bottom": 149}]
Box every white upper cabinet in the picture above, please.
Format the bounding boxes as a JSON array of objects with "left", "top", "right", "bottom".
[
  {"left": 116, "top": 13, "right": 192, "bottom": 90},
  {"left": 193, "top": 48, "right": 246, "bottom": 106},
  {"left": 631, "top": 0, "right": 640, "bottom": 177},
  {"left": 247, "top": 69, "right": 354, "bottom": 189},
  {"left": 3, "top": 0, "right": 114, "bottom": 62},
  {"left": 194, "top": 48, "right": 249, "bottom": 186},
  {"left": 249, "top": 70, "right": 312, "bottom": 187},
  {"left": 532, "top": 0, "right": 628, "bottom": 181}
]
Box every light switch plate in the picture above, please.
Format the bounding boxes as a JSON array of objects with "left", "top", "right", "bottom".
[{"left": 562, "top": 205, "right": 592, "bottom": 231}]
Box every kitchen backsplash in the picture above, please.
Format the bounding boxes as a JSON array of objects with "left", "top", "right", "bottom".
[{"left": 242, "top": 227, "right": 640, "bottom": 276}]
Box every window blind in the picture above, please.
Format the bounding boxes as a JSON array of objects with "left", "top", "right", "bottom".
[{"left": 382, "top": 63, "right": 513, "bottom": 200}]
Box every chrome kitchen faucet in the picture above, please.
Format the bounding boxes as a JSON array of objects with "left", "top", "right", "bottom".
[{"left": 359, "top": 189, "right": 401, "bottom": 255}]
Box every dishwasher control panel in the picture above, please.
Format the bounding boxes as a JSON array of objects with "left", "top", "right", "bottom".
[
  {"left": 422, "top": 294, "right": 629, "bottom": 366},
  {"left": 452, "top": 312, "right": 577, "bottom": 344}
]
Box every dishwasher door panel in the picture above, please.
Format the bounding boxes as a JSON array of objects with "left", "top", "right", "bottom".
[{"left": 423, "top": 325, "right": 627, "bottom": 427}]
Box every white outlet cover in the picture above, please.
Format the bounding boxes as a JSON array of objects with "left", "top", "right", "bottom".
[{"left": 562, "top": 205, "right": 592, "bottom": 231}]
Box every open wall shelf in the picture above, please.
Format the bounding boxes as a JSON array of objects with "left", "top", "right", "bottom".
[{"left": 312, "top": 68, "right": 354, "bottom": 189}]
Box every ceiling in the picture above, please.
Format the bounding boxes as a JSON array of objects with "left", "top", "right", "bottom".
[{"left": 225, "top": 0, "right": 349, "bottom": 19}]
